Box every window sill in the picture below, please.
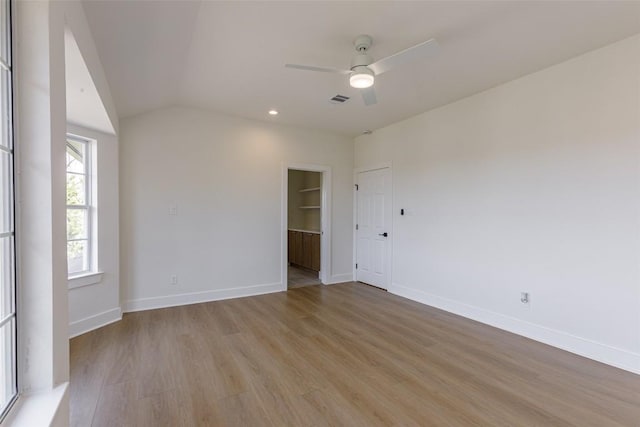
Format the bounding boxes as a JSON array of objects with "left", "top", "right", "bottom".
[
  {"left": 1, "top": 383, "right": 68, "bottom": 427},
  {"left": 68, "top": 271, "right": 103, "bottom": 290}
]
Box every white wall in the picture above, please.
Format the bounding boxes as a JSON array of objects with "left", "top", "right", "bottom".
[
  {"left": 120, "top": 107, "right": 353, "bottom": 310},
  {"left": 63, "top": 0, "right": 121, "bottom": 339},
  {"left": 355, "top": 34, "right": 640, "bottom": 373},
  {"left": 67, "top": 124, "right": 120, "bottom": 337}
]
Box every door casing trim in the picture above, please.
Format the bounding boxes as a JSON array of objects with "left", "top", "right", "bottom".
[{"left": 282, "top": 163, "right": 332, "bottom": 290}]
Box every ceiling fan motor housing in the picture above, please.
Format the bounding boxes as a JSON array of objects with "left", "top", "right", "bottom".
[
  {"left": 353, "top": 34, "right": 373, "bottom": 52},
  {"left": 351, "top": 53, "right": 373, "bottom": 70},
  {"left": 351, "top": 35, "right": 374, "bottom": 73}
]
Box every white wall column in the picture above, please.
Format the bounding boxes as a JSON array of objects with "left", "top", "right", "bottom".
[{"left": 15, "top": 0, "right": 69, "bottom": 395}]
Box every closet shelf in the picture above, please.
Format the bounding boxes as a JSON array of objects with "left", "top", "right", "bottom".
[
  {"left": 299, "top": 187, "right": 321, "bottom": 193},
  {"left": 299, "top": 206, "right": 321, "bottom": 209}
]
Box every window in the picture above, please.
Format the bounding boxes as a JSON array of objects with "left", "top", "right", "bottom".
[
  {"left": 66, "top": 136, "right": 92, "bottom": 276},
  {"left": 0, "top": 0, "right": 16, "bottom": 420}
]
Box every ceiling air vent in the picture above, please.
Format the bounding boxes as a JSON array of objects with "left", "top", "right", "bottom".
[{"left": 329, "top": 94, "right": 350, "bottom": 104}]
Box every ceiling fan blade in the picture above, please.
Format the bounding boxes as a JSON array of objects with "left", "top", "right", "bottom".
[
  {"left": 369, "top": 38, "right": 439, "bottom": 76},
  {"left": 285, "top": 64, "right": 351, "bottom": 75},
  {"left": 361, "top": 86, "right": 377, "bottom": 106}
]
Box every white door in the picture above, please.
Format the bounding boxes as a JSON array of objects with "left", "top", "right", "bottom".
[{"left": 356, "top": 168, "right": 391, "bottom": 289}]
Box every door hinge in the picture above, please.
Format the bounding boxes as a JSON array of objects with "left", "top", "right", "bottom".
[
  {"left": 355, "top": 184, "right": 359, "bottom": 191},
  {"left": 356, "top": 224, "right": 359, "bottom": 230},
  {"left": 355, "top": 263, "right": 358, "bottom": 269}
]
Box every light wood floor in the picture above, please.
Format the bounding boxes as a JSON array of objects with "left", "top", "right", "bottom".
[{"left": 70, "top": 282, "right": 640, "bottom": 426}]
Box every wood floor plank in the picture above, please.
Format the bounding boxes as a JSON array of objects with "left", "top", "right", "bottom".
[
  {"left": 300, "top": 389, "right": 378, "bottom": 427},
  {"left": 202, "top": 301, "right": 241, "bottom": 336},
  {"left": 225, "top": 332, "right": 317, "bottom": 396},
  {"left": 69, "top": 357, "right": 107, "bottom": 427},
  {"left": 214, "top": 392, "right": 274, "bottom": 427},
  {"left": 135, "top": 389, "right": 183, "bottom": 427},
  {"left": 92, "top": 381, "right": 138, "bottom": 427},
  {"left": 70, "top": 282, "right": 640, "bottom": 426}
]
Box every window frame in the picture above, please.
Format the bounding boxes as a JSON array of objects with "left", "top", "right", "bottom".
[
  {"left": 0, "top": 0, "right": 18, "bottom": 421},
  {"left": 65, "top": 134, "right": 93, "bottom": 278}
]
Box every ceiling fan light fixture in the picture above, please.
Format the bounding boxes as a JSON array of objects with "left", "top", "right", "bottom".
[{"left": 349, "top": 66, "right": 374, "bottom": 89}]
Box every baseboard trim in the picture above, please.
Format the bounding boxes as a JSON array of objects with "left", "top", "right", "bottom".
[
  {"left": 69, "top": 307, "right": 122, "bottom": 338},
  {"left": 324, "top": 273, "right": 353, "bottom": 285},
  {"left": 123, "top": 282, "right": 283, "bottom": 313},
  {"left": 389, "top": 283, "right": 640, "bottom": 375}
]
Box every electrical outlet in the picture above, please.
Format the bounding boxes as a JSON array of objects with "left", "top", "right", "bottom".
[
  {"left": 520, "top": 292, "right": 530, "bottom": 305},
  {"left": 169, "top": 204, "right": 178, "bottom": 215},
  {"left": 171, "top": 275, "right": 178, "bottom": 285}
]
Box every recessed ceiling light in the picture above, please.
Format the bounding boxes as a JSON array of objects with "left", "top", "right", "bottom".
[{"left": 268, "top": 109, "right": 278, "bottom": 116}]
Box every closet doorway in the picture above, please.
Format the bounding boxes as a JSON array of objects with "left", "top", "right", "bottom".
[{"left": 282, "top": 164, "right": 332, "bottom": 290}]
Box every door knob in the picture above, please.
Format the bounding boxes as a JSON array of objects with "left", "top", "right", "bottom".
[{"left": 379, "top": 232, "right": 388, "bottom": 237}]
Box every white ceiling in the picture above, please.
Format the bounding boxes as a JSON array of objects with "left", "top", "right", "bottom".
[
  {"left": 82, "top": 1, "right": 640, "bottom": 137},
  {"left": 65, "top": 28, "right": 115, "bottom": 135}
]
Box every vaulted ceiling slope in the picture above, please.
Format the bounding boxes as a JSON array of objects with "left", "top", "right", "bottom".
[
  {"left": 82, "top": 1, "right": 640, "bottom": 137},
  {"left": 66, "top": 28, "right": 114, "bottom": 135}
]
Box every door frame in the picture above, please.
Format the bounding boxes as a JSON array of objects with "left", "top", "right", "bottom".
[
  {"left": 353, "top": 162, "right": 393, "bottom": 289},
  {"left": 281, "top": 163, "right": 332, "bottom": 290}
]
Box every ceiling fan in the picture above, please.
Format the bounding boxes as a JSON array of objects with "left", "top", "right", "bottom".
[{"left": 285, "top": 34, "right": 439, "bottom": 106}]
